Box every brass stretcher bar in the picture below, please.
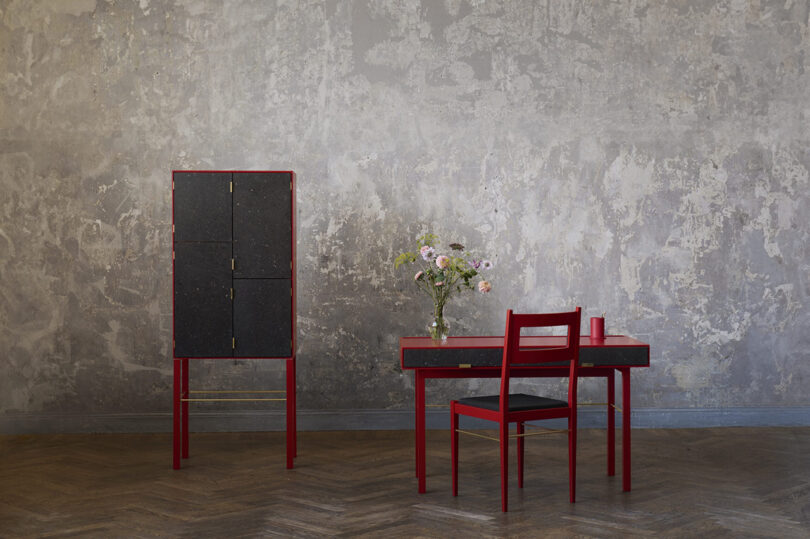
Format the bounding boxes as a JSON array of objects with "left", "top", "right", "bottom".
[
  {"left": 456, "top": 427, "right": 569, "bottom": 442},
  {"left": 182, "top": 389, "right": 287, "bottom": 402},
  {"left": 579, "top": 402, "right": 622, "bottom": 412},
  {"left": 182, "top": 398, "right": 286, "bottom": 402},
  {"left": 188, "top": 390, "right": 286, "bottom": 394}
]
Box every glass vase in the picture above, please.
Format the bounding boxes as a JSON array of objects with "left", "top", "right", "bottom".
[{"left": 429, "top": 304, "right": 449, "bottom": 342}]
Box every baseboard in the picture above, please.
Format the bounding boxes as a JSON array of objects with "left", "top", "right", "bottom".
[{"left": 1, "top": 406, "right": 808, "bottom": 435}]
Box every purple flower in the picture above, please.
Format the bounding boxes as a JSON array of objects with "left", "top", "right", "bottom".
[
  {"left": 469, "top": 259, "right": 481, "bottom": 269},
  {"left": 420, "top": 246, "right": 436, "bottom": 261}
]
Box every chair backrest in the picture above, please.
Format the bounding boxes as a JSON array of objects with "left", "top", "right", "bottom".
[{"left": 499, "top": 307, "right": 582, "bottom": 412}]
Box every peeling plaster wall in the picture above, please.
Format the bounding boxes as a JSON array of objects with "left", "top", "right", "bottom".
[{"left": 1, "top": 0, "right": 808, "bottom": 429}]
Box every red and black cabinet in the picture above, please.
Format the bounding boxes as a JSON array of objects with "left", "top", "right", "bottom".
[{"left": 172, "top": 170, "right": 296, "bottom": 469}]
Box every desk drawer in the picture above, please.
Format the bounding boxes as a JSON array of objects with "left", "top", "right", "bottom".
[{"left": 402, "top": 346, "right": 648, "bottom": 368}]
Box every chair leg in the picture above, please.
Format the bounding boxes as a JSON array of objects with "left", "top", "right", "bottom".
[
  {"left": 517, "top": 421, "right": 524, "bottom": 488},
  {"left": 569, "top": 417, "right": 577, "bottom": 503},
  {"left": 500, "top": 421, "right": 509, "bottom": 512},
  {"left": 451, "top": 402, "right": 459, "bottom": 497}
]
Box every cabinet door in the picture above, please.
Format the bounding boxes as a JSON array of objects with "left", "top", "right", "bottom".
[
  {"left": 174, "top": 172, "right": 232, "bottom": 242},
  {"left": 174, "top": 243, "right": 233, "bottom": 357},
  {"left": 233, "top": 279, "right": 292, "bottom": 358},
  {"left": 232, "top": 172, "right": 292, "bottom": 278}
]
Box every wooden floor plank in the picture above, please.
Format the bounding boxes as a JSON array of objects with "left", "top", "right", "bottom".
[{"left": 0, "top": 428, "right": 808, "bottom": 537}]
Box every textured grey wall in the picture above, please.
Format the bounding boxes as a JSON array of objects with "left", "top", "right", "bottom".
[{"left": 1, "top": 0, "right": 809, "bottom": 430}]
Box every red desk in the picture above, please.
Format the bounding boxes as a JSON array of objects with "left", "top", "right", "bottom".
[{"left": 400, "top": 335, "right": 650, "bottom": 494}]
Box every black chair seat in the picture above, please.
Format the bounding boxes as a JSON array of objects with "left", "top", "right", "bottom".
[{"left": 458, "top": 393, "right": 567, "bottom": 412}]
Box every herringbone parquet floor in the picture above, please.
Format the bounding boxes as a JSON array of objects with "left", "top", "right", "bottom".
[{"left": 0, "top": 428, "right": 808, "bottom": 538}]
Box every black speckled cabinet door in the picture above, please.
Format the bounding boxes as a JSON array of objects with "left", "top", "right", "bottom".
[
  {"left": 233, "top": 279, "right": 292, "bottom": 358},
  {"left": 174, "top": 243, "right": 233, "bottom": 357},
  {"left": 232, "top": 172, "right": 292, "bottom": 278},
  {"left": 174, "top": 172, "right": 232, "bottom": 242}
]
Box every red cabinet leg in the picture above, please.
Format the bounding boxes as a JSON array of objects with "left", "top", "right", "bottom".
[
  {"left": 292, "top": 358, "right": 298, "bottom": 457},
  {"left": 182, "top": 358, "right": 189, "bottom": 459},
  {"left": 286, "top": 358, "right": 295, "bottom": 469},
  {"left": 173, "top": 359, "right": 181, "bottom": 470}
]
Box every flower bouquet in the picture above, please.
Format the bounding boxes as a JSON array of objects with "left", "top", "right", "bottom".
[{"left": 395, "top": 233, "right": 494, "bottom": 341}]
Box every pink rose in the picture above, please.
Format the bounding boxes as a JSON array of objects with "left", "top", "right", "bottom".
[
  {"left": 414, "top": 271, "right": 424, "bottom": 281},
  {"left": 478, "top": 280, "right": 492, "bottom": 293},
  {"left": 436, "top": 281, "right": 444, "bottom": 286},
  {"left": 436, "top": 255, "right": 450, "bottom": 269}
]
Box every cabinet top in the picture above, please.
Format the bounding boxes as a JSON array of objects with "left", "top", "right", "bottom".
[{"left": 172, "top": 170, "right": 294, "bottom": 174}]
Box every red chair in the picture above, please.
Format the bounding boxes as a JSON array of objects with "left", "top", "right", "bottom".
[{"left": 451, "top": 307, "right": 581, "bottom": 512}]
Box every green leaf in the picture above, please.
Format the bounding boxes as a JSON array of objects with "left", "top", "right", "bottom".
[
  {"left": 417, "top": 233, "right": 438, "bottom": 247},
  {"left": 394, "top": 251, "right": 417, "bottom": 268}
]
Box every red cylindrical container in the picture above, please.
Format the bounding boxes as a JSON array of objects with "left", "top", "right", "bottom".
[{"left": 590, "top": 317, "right": 605, "bottom": 340}]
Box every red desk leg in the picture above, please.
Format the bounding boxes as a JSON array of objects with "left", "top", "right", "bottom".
[
  {"left": 416, "top": 370, "right": 426, "bottom": 493},
  {"left": 173, "top": 359, "right": 181, "bottom": 470},
  {"left": 414, "top": 384, "right": 418, "bottom": 478},
  {"left": 621, "top": 367, "right": 631, "bottom": 491},
  {"left": 286, "top": 358, "right": 295, "bottom": 469},
  {"left": 182, "top": 358, "right": 189, "bottom": 459},
  {"left": 607, "top": 369, "right": 615, "bottom": 476}
]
